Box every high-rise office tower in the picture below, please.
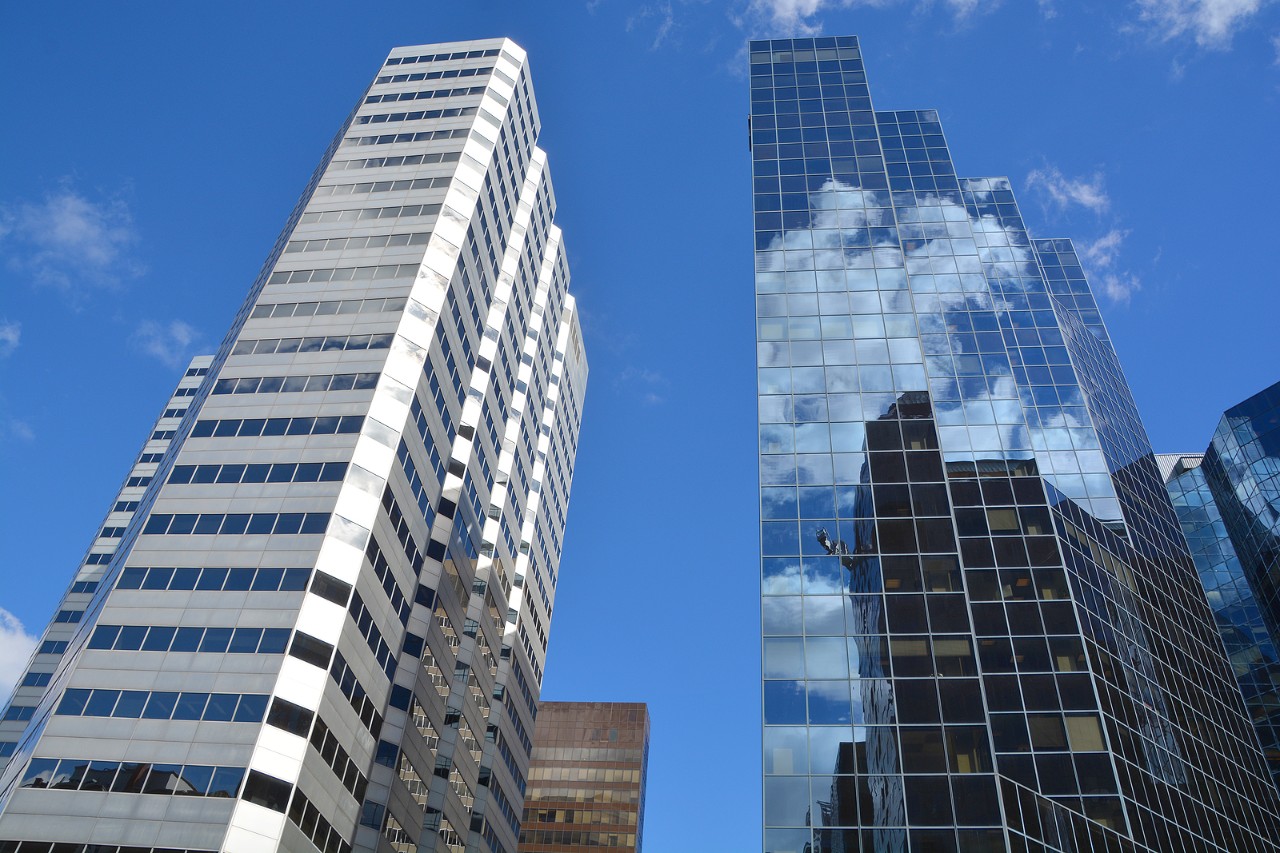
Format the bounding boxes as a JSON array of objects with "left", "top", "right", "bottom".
[
  {"left": 516, "top": 702, "right": 649, "bottom": 853},
  {"left": 751, "top": 36, "right": 1280, "bottom": 852},
  {"left": 1160, "top": 380, "right": 1280, "bottom": 790},
  {"left": 0, "top": 37, "right": 586, "bottom": 853}
]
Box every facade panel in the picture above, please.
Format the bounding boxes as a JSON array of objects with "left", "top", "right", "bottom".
[
  {"left": 0, "top": 38, "right": 585, "bottom": 853},
  {"left": 752, "top": 35, "right": 1280, "bottom": 851}
]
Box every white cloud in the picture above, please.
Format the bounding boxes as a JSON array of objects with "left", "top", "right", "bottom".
[
  {"left": 133, "top": 319, "right": 201, "bottom": 369},
  {"left": 739, "top": 0, "right": 1003, "bottom": 36},
  {"left": 0, "top": 182, "right": 143, "bottom": 303},
  {"left": 1134, "top": 0, "right": 1271, "bottom": 48},
  {"left": 0, "top": 609, "right": 38, "bottom": 701},
  {"left": 1098, "top": 272, "right": 1143, "bottom": 304},
  {"left": 1025, "top": 166, "right": 1111, "bottom": 215},
  {"left": 0, "top": 320, "right": 18, "bottom": 357},
  {"left": 1079, "top": 228, "right": 1130, "bottom": 268},
  {"left": 1078, "top": 229, "right": 1142, "bottom": 304}
]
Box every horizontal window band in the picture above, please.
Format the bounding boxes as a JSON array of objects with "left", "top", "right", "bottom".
[
  {"left": 355, "top": 106, "right": 478, "bottom": 125},
  {"left": 250, "top": 295, "right": 407, "bottom": 318},
  {"left": 267, "top": 262, "right": 419, "bottom": 284},
  {"left": 375, "top": 65, "right": 491, "bottom": 84},
  {"left": 191, "top": 415, "right": 364, "bottom": 439},
  {"left": 384, "top": 48, "right": 498, "bottom": 66},
  {"left": 18, "top": 755, "right": 244, "bottom": 801},
  {"left": 142, "top": 512, "right": 330, "bottom": 537},
  {"left": 89, "top": 624, "right": 292, "bottom": 655},
  {"left": 364, "top": 85, "right": 486, "bottom": 104},
  {"left": 341, "top": 127, "right": 470, "bottom": 148},
  {"left": 57, "top": 688, "right": 268, "bottom": 724},
  {"left": 168, "top": 461, "right": 348, "bottom": 486},
  {"left": 116, "top": 565, "right": 311, "bottom": 592},
  {"left": 211, "top": 372, "right": 379, "bottom": 395}
]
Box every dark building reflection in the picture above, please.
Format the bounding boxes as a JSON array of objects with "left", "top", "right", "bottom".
[{"left": 755, "top": 34, "right": 1280, "bottom": 852}]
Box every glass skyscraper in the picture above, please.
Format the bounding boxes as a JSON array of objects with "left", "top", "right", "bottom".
[
  {"left": 1161, "top": 380, "right": 1280, "bottom": 790},
  {"left": 751, "top": 35, "right": 1280, "bottom": 852},
  {"left": 0, "top": 38, "right": 585, "bottom": 853}
]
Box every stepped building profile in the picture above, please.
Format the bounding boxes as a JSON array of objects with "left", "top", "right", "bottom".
[
  {"left": 750, "top": 35, "right": 1280, "bottom": 852},
  {"left": 0, "top": 38, "right": 585, "bottom": 853}
]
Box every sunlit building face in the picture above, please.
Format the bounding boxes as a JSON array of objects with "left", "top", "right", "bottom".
[
  {"left": 0, "top": 38, "right": 586, "bottom": 853},
  {"left": 752, "top": 35, "right": 1280, "bottom": 853}
]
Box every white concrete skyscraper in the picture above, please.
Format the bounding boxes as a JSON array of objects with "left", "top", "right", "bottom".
[{"left": 0, "top": 38, "right": 586, "bottom": 853}]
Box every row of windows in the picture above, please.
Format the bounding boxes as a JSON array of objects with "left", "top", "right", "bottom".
[
  {"left": 249, "top": 295, "right": 408, "bottom": 319},
  {"left": 375, "top": 65, "right": 491, "bottom": 84},
  {"left": 19, "top": 757, "right": 244, "bottom": 798},
  {"left": 333, "top": 150, "right": 460, "bottom": 171},
  {"left": 191, "top": 415, "right": 364, "bottom": 439},
  {"left": 525, "top": 786, "right": 641, "bottom": 806},
  {"left": 168, "top": 461, "right": 348, "bottom": 486},
  {"left": 355, "top": 106, "right": 478, "bottom": 125},
  {"left": 116, "top": 565, "right": 311, "bottom": 592},
  {"left": 233, "top": 332, "right": 394, "bottom": 358},
  {"left": 287, "top": 787, "right": 354, "bottom": 853},
  {"left": 349, "top": 591, "right": 396, "bottom": 678},
  {"left": 523, "top": 807, "right": 640, "bottom": 827},
  {"left": 142, "top": 511, "right": 330, "bottom": 536},
  {"left": 342, "top": 127, "right": 469, "bottom": 148},
  {"left": 89, "top": 624, "right": 291, "bottom": 655},
  {"left": 266, "top": 261, "right": 421, "bottom": 284},
  {"left": 309, "top": 716, "right": 368, "bottom": 802},
  {"left": 329, "top": 651, "right": 384, "bottom": 736},
  {"left": 385, "top": 48, "right": 499, "bottom": 66},
  {"left": 57, "top": 688, "right": 268, "bottom": 723},
  {"left": 211, "top": 372, "right": 380, "bottom": 395},
  {"left": 526, "top": 766, "right": 642, "bottom": 784},
  {"left": 286, "top": 235, "right": 430, "bottom": 261},
  {"left": 364, "top": 85, "right": 486, "bottom": 104},
  {"left": 518, "top": 830, "right": 636, "bottom": 849}
]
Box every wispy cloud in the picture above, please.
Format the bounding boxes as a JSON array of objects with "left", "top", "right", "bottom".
[
  {"left": 0, "top": 181, "right": 143, "bottom": 305},
  {"left": 1133, "top": 0, "right": 1271, "bottom": 49},
  {"left": 616, "top": 365, "right": 668, "bottom": 405},
  {"left": 1078, "top": 228, "right": 1129, "bottom": 268},
  {"left": 0, "top": 609, "right": 38, "bottom": 701},
  {"left": 4, "top": 419, "right": 34, "bottom": 442},
  {"left": 628, "top": 2, "right": 678, "bottom": 48},
  {"left": 133, "top": 319, "right": 202, "bottom": 369},
  {"left": 0, "top": 321, "right": 18, "bottom": 357},
  {"left": 1025, "top": 165, "right": 1111, "bottom": 215},
  {"left": 1079, "top": 229, "right": 1142, "bottom": 304}
]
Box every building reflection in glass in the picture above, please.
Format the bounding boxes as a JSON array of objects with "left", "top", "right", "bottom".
[{"left": 755, "top": 34, "right": 1280, "bottom": 853}]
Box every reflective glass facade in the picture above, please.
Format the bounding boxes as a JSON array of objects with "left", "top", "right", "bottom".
[
  {"left": 752, "top": 36, "right": 1280, "bottom": 852},
  {"left": 518, "top": 702, "right": 649, "bottom": 853},
  {"left": 1162, "top": 381, "right": 1280, "bottom": 789},
  {"left": 0, "top": 39, "right": 586, "bottom": 853}
]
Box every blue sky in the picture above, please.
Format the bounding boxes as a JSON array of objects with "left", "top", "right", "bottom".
[{"left": 2, "top": 1, "right": 1279, "bottom": 850}]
